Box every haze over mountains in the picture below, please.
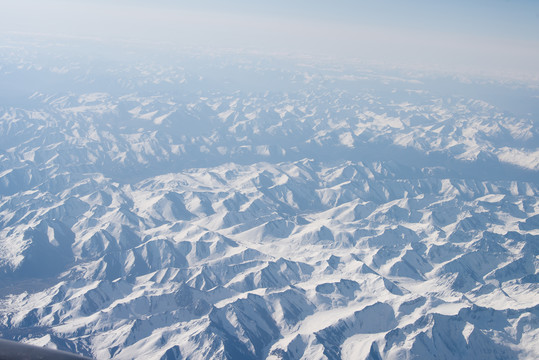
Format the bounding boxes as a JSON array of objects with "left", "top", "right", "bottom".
[{"left": 0, "top": 36, "right": 538, "bottom": 359}]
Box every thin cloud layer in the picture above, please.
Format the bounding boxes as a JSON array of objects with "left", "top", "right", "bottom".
[{"left": 2, "top": 0, "right": 539, "bottom": 80}]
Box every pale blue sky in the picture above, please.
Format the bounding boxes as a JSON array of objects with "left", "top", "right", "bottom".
[
  {"left": 161, "top": 0, "right": 539, "bottom": 38},
  {"left": 2, "top": 0, "right": 539, "bottom": 79}
]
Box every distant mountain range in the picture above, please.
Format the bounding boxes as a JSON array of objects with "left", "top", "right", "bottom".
[{"left": 0, "top": 38, "right": 537, "bottom": 359}]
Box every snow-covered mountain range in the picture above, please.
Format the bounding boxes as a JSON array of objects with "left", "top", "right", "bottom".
[{"left": 0, "top": 38, "right": 538, "bottom": 359}]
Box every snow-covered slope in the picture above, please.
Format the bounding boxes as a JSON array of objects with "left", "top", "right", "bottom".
[{"left": 0, "top": 38, "right": 538, "bottom": 359}]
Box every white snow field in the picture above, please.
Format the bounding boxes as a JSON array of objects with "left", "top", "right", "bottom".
[{"left": 0, "top": 39, "right": 538, "bottom": 359}]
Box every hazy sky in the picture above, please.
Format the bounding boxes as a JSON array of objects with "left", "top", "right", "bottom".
[{"left": 2, "top": 0, "right": 539, "bottom": 79}]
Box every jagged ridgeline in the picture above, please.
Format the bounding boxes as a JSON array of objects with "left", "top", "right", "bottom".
[{"left": 0, "top": 39, "right": 538, "bottom": 359}]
